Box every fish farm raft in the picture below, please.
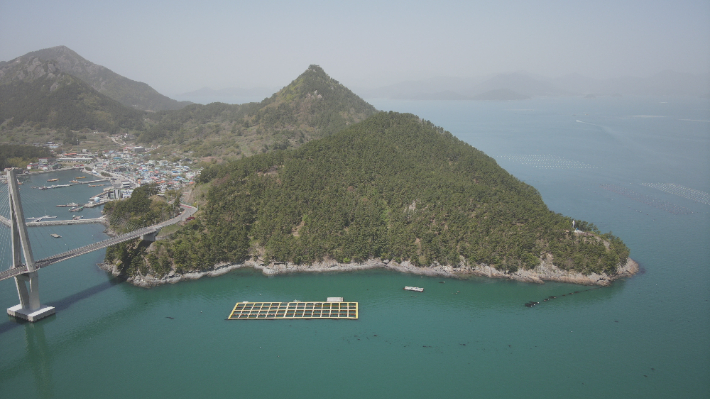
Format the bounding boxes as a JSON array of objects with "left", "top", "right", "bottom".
[{"left": 228, "top": 300, "right": 358, "bottom": 320}]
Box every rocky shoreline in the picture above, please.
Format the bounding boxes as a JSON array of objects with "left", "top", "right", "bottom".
[{"left": 99, "top": 255, "right": 639, "bottom": 288}]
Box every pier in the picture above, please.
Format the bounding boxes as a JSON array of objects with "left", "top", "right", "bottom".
[
  {"left": 0, "top": 215, "right": 107, "bottom": 227},
  {"left": 228, "top": 301, "right": 359, "bottom": 320},
  {"left": 27, "top": 217, "right": 108, "bottom": 227}
]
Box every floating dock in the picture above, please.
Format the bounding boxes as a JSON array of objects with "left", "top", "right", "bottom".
[{"left": 228, "top": 301, "right": 358, "bottom": 320}]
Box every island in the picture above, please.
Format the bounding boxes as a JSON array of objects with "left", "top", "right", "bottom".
[
  {"left": 0, "top": 47, "right": 636, "bottom": 287},
  {"left": 101, "top": 111, "right": 636, "bottom": 287}
]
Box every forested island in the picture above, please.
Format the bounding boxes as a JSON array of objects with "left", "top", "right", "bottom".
[
  {"left": 0, "top": 46, "right": 636, "bottom": 286},
  {"left": 102, "top": 112, "right": 635, "bottom": 286}
]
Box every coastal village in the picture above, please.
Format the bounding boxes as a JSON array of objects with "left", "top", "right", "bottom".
[{"left": 13, "top": 136, "right": 201, "bottom": 200}]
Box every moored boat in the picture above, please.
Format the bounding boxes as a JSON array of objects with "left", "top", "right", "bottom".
[{"left": 404, "top": 286, "right": 424, "bottom": 292}]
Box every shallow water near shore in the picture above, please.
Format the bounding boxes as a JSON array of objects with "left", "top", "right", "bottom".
[{"left": 1, "top": 97, "right": 709, "bottom": 398}]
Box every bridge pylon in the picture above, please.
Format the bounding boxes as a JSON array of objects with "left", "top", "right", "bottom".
[{"left": 5, "top": 169, "right": 55, "bottom": 322}]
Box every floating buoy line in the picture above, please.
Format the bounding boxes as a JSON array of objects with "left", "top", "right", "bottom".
[{"left": 525, "top": 287, "right": 602, "bottom": 308}]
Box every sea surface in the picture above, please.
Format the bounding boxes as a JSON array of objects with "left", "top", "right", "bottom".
[{"left": 1, "top": 97, "right": 708, "bottom": 398}]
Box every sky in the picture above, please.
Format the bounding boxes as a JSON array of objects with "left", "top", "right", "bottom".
[{"left": 1, "top": 0, "right": 709, "bottom": 95}]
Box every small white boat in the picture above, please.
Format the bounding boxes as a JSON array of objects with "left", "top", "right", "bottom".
[
  {"left": 404, "top": 286, "right": 424, "bottom": 292},
  {"left": 26, "top": 215, "right": 58, "bottom": 222},
  {"left": 50, "top": 233, "right": 61, "bottom": 238}
]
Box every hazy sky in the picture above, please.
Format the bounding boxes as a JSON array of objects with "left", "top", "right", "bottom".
[{"left": 1, "top": 0, "right": 708, "bottom": 95}]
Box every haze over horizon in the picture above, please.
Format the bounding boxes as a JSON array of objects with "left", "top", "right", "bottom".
[{"left": 1, "top": 0, "right": 708, "bottom": 96}]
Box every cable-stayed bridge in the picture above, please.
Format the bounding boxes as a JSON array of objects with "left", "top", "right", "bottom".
[{"left": 1, "top": 169, "right": 196, "bottom": 321}]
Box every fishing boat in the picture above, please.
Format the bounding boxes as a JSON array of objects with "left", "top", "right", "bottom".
[
  {"left": 70, "top": 180, "right": 80, "bottom": 183},
  {"left": 72, "top": 215, "right": 83, "bottom": 220},
  {"left": 404, "top": 286, "right": 424, "bottom": 292},
  {"left": 50, "top": 233, "right": 61, "bottom": 238},
  {"left": 76, "top": 176, "right": 86, "bottom": 179},
  {"left": 47, "top": 178, "right": 59, "bottom": 182},
  {"left": 57, "top": 202, "right": 79, "bottom": 207},
  {"left": 42, "top": 184, "right": 71, "bottom": 189},
  {"left": 69, "top": 206, "right": 84, "bottom": 212}
]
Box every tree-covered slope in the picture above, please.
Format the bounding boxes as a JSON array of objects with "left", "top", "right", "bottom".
[
  {"left": 112, "top": 112, "right": 628, "bottom": 279},
  {"left": 0, "top": 144, "right": 51, "bottom": 169},
  {"left": 1, "top": 46, "right": 190, "bottom": 111},
  {"left": 139, "top": 65, "right": 377, "bottom": 159}
]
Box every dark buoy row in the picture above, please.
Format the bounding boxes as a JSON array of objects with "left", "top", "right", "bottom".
[{"left": 525, "top": 288, "right": 599, "bottom": 308}]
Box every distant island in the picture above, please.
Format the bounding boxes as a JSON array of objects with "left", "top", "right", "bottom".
[
  {"left": 359, "top": 70, "right": 710, "bottom": 100},
  {"left": 471, "top": 89, "right": 530, "bottom": 101}
]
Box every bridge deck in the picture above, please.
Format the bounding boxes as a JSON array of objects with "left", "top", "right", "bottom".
[{"left": 0, "top": 205, "right": 197, "bottom": 282}]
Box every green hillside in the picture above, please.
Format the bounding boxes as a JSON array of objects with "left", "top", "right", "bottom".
[
  {"left": 0, "top": 144, "right": 51, "bottom": 169},
  {"left": 0, "top": 70, "right": 144, "bottom": 133},
  {"left": 108, "top": 112, "right": 628, "bottom": 279},
  {"left": 139, "top": 65, "right": 377, "bottom": 159},
  {"left": 0, "top": 67, "right": 144, "bottom": 133}
]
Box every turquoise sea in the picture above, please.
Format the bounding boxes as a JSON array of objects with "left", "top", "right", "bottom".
[{"left": 1, "top": 97, "right": 708, "bottom": 398}]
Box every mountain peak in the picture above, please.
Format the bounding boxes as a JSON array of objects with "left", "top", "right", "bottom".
[
  {"left": 295, "top": 64, "right": 342, "bottom": 90},
  {"left": 2, "top": 46, "right": 188, "bottom": 111},
  {"left": 26, "top": 45, "right": 82, "bottom": 60},
  {"left": 306, "top": 64, "right": 326, "bottom": 74}
]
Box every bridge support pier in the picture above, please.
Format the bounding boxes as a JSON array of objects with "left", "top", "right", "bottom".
[
  {"left": 141, "top": 230, "right": 158, "bottom": 242},
  {"left": 5, "top": 169, "right": 55, "bottom": 322},
  {"left": 8, "top": 271, "right": 55, "bottom": 321}
]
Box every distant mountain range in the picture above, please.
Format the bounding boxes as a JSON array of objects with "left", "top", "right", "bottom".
[
  {"left": 0, "top": 47, "right": 376, "bottom": 154},
  {"left": 1, "top": 44, "right": 707, "bottom": 154},
  {"left": 0, "top": 46, "right": 190, "bottom": 111},
  {"left": 140, "top": 65, "right": 377, "bottom": 159},
  {"left": 358, "top": 70, "right": 710, "bottom": 100},
  {"left": 174, "top": 86, "right": 278, "bottom": 104}
]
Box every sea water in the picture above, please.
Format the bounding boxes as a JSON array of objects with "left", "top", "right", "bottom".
[{"left": 0, "top": 97, "right": 708, "bottom": 398}]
